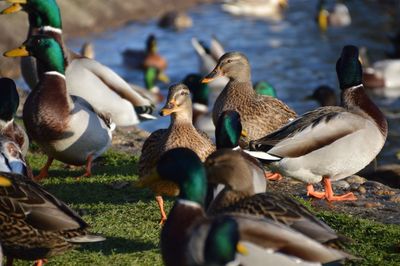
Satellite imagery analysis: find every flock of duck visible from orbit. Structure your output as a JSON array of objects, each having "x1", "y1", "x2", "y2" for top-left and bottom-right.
[{"x1": 0, "y1": 0, "x2": 392, "y2": 265}]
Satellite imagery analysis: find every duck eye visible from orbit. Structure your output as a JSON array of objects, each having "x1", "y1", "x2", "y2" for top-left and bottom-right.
[
  {"x1": 226, "y1": 59, "x2": 232, "y2": 64},
  {"x1": 180, "y1": 91, "x2": 187, "y2": 96}
]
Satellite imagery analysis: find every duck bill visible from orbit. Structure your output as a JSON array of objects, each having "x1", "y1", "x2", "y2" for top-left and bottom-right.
[
  {"x1": 158, "y1": 71, "x2": 170, "y2": 84},
  {"x1": 134, "y1": 167, "x2": 161, "y2": 188},
  {"x1": 4, "y1": 45, "x2": 29, "y2": 57},
  {"x1": 318, "y1": 10, "x2": 329, "y2": 32},
  {"x1": 202, "y1": 67, "x2": 222, "y2": 83},
  {"x1": 0, "y1": 176, "x2": 12, "y2": 187},
  {"x1": 241, "y1": 129, "x2": 248, "y2": 138},
  {"x1": 1, "y1": 3, "x2": 23, "y2": 14},
  {"x1": 236, "y1": 242, "x2": 249, "y2": 255},
  {"x1": 159, "y1": 100, "x2": 177, "y2": 116}
]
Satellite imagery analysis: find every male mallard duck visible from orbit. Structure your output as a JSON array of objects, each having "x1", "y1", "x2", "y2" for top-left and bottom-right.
[
  {"x1": 122, "y1": 34, "x2": 168, "y2": 73},
  {"x1": 136, "y1": 84, "x2": 215, "y2": 224},
  {"x1": 317, "y1": 0, "x2": 351, "y2": 32},
  {"x1": 0, "y1": 77, "x2": 29, "y2": 155},
  {"x1": 1, "y1": 0, "x2": 155, "y2": 126},
  {"x1": 4, "y1": 35, "x2": 114, "y2": 180},
  {"x1": 148, "y1": 148, "x2": 351, "y2": 266},
  {"x1": 183, "y1": 73, "x2": 215, "y2": 136},
  {"x1": 221, "y1": 0, "x2": 288, "y2": 19},
  {"x1": 305, "y1": 85, "x2": 338, "y2": 107},
  {"x1": 246, "y1": 45, "x2": 388, "y2": 202},
  {"x1": 203, "y1": 52, "x2": 297, "y2": 146},
  {"x1": 205, "y1": 149, "x2": 340, "y2": 244},
  {"x1": 254, "y1": 80, "x2": 277, "y2": 97},
  {"x1": 0, "y1": 172, "x2": 104, "y2": 266}
]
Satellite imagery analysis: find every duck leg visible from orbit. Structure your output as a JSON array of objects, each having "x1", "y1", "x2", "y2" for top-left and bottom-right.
[
  {"x1": 306, "y1": 184, "x2": 325, "y2": 199},
  {"x1": 34, "y1": 157, "x2": 54, "y2": 181},
  {"x1": 265, "y1": 172, "x2": 283, "y2": 181},
  {"x1": 79, "y1": 154, "x2": 93, "y2": 178},
  {"x1": 35, "y1": 259, "x2": 48, "y2": 266},
  {"x1": 323, "y1": 176, "x2": 357, "y2": 201},
  {"x1": 156, "y1": 195, "x2": 167, "y2": 225}
]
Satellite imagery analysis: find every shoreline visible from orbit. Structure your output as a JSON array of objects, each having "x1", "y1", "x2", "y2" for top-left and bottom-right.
[{"x1": 0, "y1": 0, "x2": 217, "y2": 78}]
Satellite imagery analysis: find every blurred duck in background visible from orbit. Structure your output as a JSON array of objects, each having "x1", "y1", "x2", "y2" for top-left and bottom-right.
[
  {"x1": 158, "y1": 11, "x2": 193, "y2": 31},
  {"x1": 1, "y1": 0, "x2": 155, "y2": 126},
  {"x1": 305, "y1": 85, "x2": 338, "y2": 107},
  {"x1": 317, "y1": 0, "x2": 351, "y2": 32},
  {"x1": 221, "y1": 0, "x2": 288, "y2": 19},
  {"x1": 0, "y1": 172, "x2": 104, "y2": 266},
  {"x1": 4, "y1": 35, "x2": 114, "y2": 180},
  {"x1": 0, "y1": 78, "x2": 29, "y2": 155}
]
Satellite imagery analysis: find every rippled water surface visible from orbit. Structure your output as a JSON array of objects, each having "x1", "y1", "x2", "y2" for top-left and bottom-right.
[{"x1": 65, "y1": 1, "x2": 400, "y2": 164}]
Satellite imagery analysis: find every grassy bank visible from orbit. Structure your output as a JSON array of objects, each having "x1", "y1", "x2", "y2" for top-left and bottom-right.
[{"x1": 7, "y1": 149, "x2": 398, "y2": 265}]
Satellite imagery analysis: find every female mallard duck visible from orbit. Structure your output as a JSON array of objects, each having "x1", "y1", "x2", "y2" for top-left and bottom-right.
[
  {"x1": 205, "y1": 149, "x2": 340, "y2": 244},
  {"x1": 221, "y1": 0, "x2": 288, "y2": 19},
  {"x1": 147, "y1": 148, "x2": 351, "y2": 266},
  {"x1": 1, "y1": 0, "x2": 155, "y2": 126},
  {"x1": 246, "y1": 45, "x2": 388, "y2": 202},
  {"x1": 0, "y1": 172, "x2": 104, "y2": 266},
  {"x1": 0, "y1": 78, "x2": 29, "y2": 155},
  {"x1": 136, "y1": 83, "x2": 215, "y2": 224},
  {"x1": 4, "y1": 35, "x2": 114, "y2": 180},
  {"x1": 203, "y1": 52, "x2": 297, "y2": 146},
  {"x1": 317, "y1": 0, "x2": 351, "y2": 32}
]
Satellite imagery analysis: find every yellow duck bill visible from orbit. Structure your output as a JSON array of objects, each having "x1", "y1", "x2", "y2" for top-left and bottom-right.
[{"x1": 4, "y1": 45, "x2": 29, "y2": 57}]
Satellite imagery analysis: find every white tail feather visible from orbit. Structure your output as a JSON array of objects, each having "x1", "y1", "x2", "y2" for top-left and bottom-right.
[{"x1": 242, "y1": 150, "x2": 281, "y2": 161}]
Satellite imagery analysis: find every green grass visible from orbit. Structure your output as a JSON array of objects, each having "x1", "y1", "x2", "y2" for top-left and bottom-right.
[{"x1": 10, "y1": 150, "x2": 400, "y2": 265}]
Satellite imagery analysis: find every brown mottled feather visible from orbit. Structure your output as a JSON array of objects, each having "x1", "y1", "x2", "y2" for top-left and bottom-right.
[
  {"x1": 1, "y1": 122, "x2": 29, "y2": 156},
  {"x1": 0, "y1": 172, "x2": 94, "y2": 261},
  {"x1": 213, "y1": 81, "x2": 296, "y2": 144}
]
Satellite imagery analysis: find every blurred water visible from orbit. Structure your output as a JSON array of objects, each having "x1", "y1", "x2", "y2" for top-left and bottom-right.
[{"x1": 61, "y1": 1, "x2": 400, "y2": 164}]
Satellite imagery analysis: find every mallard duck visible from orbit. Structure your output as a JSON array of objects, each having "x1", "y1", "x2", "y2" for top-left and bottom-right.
[
  {"x1": 191, "y1": 37, "x2": 228, "y2": 91},
  {"x1": 0, "y1": 172, "x2": 104, "y2": 266},
  {"x1": 158, "y1": 11, "x2": 193, "y2": 31},
  {"x1": 205, "y1": 149, "x2": 340, "y2": 244},
  {"x1": 136, "y1": 83, "x2": 215, "y2": 224},
  {"x1": 1, "y1": 0, "x2": 155, "y2": 126},
  {"x1": 246, "y1": 45, "x2": 388, "y2": 202},
  {"x1": 203, "y1": 52, "x2": 297, "y2": 146},
  {"x1": 0, "y1": 136, "x2": 29, "y2": 176},
  {"x1": 221, "y1": 0, "x2": 288, "y2": 19},
  {"x1": 362, "y1": 59, "x2": 400, "y2": 90},
  {"x1": 182, "y1": 73, "x2": 215, "y2": 136},
  {"x1": 122, "y1": 34, "x2": 168, "y2": 72},
  {"x1": 0, "y1": 78, "x2": 29, "y2": 155},
  {"x1": 4, "y1": 35, "x2": 114, "y2": 180},
  {"x1": 254, "y1": 80, "x2": 277, "y2": 97},
  {"x1": 317, "y1": 0, "x2": 351, "y2": 32},
  {"x1": 305, "y1": 85, "x2": 338, "y2": 107},
  {"x1": 146, "y1": 148, "x2": 351, "y2": 266}
]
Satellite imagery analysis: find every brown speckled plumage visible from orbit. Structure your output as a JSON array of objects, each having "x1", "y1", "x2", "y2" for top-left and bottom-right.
[
  {"x1": 0, "y1": 172, "x2": 102, "y2": 262},
  {"x1": 207, "y1": 52, "x2": 296, "y2": 145},
  {"x1": 138, "y1": 84, "x2": 215, "y2": 194},
  {"x1": 0, "y1": 122, "x2": 29, "y2": 156}
]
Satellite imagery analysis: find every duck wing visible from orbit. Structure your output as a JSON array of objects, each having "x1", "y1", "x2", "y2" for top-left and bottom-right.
[{"x1": 0, "y1": 172, "x2": 87, "y2": 231}]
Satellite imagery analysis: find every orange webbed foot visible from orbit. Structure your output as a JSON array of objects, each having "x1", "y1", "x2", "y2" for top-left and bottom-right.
[
  {"x1": 326, "y1": 192, "x2": 357, "y2": 202},
  {"x1": 306, "y1": 184, "x2": 326, "y2": 199},
  {"x1": 265, "y1": 172, "x2": 283, "y2": 181},
  {"x1": 77, "y1": 155, "x2": 93, "y2": 179},
  {"x1": 34, "y1": 157, "x2": 53, "y2": 181}
]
